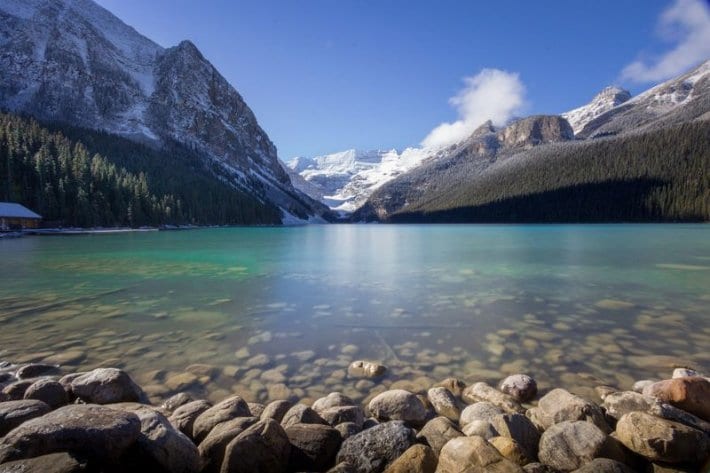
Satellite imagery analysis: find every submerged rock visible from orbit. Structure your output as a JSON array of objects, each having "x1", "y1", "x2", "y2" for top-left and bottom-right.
[{"x1": 348, "y1": 361, "x2": 387, "y2": 379}]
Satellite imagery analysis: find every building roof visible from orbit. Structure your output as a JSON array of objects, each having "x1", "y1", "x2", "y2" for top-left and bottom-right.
[{"x1": 0, "y1": 202, "x2": 42, "y2": 219}]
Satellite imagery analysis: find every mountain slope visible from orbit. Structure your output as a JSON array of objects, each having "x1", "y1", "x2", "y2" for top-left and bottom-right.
[
  {"x1": 0, "y1": 0, "x2": 327, "y2": 222},
  {"x1": 577, "y1": 60, "x2": 710, "y2": 139},
  {"x1": 355, "y1": 62, "x2": 710, "y2": 223},
  {"x1": 0, "y1": 112, "x2": 282, "y2": 226},
  {"x1": 387, "y1": 121, "x2": 709, "y2": 223}
]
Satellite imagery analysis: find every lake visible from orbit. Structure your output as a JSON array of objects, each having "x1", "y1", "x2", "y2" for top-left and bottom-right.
[{"x1": 0, "y1": 224, "x2": 708, "y2": 405}]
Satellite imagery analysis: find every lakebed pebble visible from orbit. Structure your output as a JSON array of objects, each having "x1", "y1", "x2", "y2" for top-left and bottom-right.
[{"x1": 0, "y1": 360, "x2": 707, "y2": 472}]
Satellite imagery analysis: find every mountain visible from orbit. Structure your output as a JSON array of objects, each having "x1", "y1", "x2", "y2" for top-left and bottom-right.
[
  {"x1": 284, "y1": 148, "x2": 439, "y2": 213},
  {"x1": 0, "y1": 0, "x2": 328, "y2": 223},
  {"x1": 576, "y1": 60, "x2": 710, "y2": 139},
  {"x1": 353, "y1": 115, "x2": 576, "y2": 221},
  {"x1": 562, "y1": 86, "x2": 631, "y2": 134},
  {"x1": 354, "y1": 61, "x2": 710, "y2": 223}
]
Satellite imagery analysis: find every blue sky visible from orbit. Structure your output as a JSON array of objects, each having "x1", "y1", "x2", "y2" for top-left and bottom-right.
[{"x1": 96, "y1": 0, "x2": 710, "y2": 159}]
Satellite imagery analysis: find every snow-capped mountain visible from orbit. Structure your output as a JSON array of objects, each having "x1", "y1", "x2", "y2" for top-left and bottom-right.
[
  {"x1": 285, "y1": 148, "x2": 437, "y2": 213},
  {"x1": 576, "y1": 59, "x2": 710, "y2": 139},
  {"x1": 562, "y1": 86, "x2": 631, "y2": 134},
  {"x1": 0, "y1": 0, "x2": 327, "y2": 222}
]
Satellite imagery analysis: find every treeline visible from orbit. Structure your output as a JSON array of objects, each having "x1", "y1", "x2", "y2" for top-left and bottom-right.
[
  {"x1": 389, "y1": 121, "x2": 710, "y2": 222},
  {"x1": 0, "y1": 112, "x2": 281, "y2": 227}
]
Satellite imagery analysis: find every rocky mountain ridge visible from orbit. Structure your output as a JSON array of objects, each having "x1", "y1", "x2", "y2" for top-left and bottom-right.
[{"x1": 0, "y1": 0, "x2": 327, "y2": 222}]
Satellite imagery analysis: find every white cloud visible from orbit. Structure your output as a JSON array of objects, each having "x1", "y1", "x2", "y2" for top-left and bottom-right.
[
  {"x1": 421, "y1": 69, "x2": 526, "y2": 149},
  {"x1": 621, "y1": 0, "x2": 710, "y2": 83}
]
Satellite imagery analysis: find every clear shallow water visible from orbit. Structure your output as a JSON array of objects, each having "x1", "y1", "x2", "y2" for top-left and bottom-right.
[{"x1": 0, "y1": 224, "x2": 708, "y2": 405}]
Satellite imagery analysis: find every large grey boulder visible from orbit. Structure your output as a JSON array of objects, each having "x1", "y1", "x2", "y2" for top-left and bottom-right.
[
  {"x1": 615, "y1": 411, "x2": 709, "y2": 465},
  {"x1": 527, "y1": 389, "x2": 609, "y2": 433},
  {"x1": 0, "y1": 404, "x2": 140, "y2": 464},
  {"x1": 368, "y1": 390, "x2": 428, "y2": 424},
  {"x1": 603, "y1": 390, "x2": 710, "y2": 434},
  {"x1": 192, "y1": 395, "x2": 250, "y2": 442},
  {"x1": 169, "y1": 400, "x2": 212, "y2": 438},
  {"x1": 336, "y1": 421, "x2": 416, "y2": 473},
  {"x1": 23, "y1": 378, "x2": 68, "y2": 409},
  {"x1": 261, "y1": 400, "x2": 293, "y2": 423},
  {"x1": 70, "y1": 368, "x2": 147, "y2": 404},
  {"x1": 0, "y1": 400, "x2": 51, "y2": 437},
  {"x1": 286, "y1": 423, "x2": 342, "y2": 472},
  {"x1": 0, "y1": 452, "x2": 88, "y2": 472},
  {"x1": 120, "y1": 406, "x2": 201, "y2": 473},
  {"x1": 197, "y1": 416, "x2": 258, "y2": 473},
  {"x1": 220, "y1": 419, "x2": 291, "y2": 473},
  {"x1": 313, "y1": 392, "x2": 356, "y2": 414},
  {"x1": 460, "y1": 402, "x2": 504, "y2": 426},
  {"x1": 537, "y1": 420, "x2": 611, "y2": 471}
]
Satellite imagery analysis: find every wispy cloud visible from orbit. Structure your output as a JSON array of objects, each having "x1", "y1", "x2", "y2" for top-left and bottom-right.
[
  {"x1": 621, "y1": 0, "x2": 710, "y2": 83},
  {"x1": 421, "y1": 69, "x2": 526, "y2": 149}
]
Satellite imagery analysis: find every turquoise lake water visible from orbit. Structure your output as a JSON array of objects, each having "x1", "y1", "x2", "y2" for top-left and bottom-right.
[{"x1": 0, "y1": 224, "x2": 708, "y2": 404}]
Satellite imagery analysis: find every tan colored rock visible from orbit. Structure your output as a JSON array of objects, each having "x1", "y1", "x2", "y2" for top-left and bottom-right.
[
  {"x1": 615, "y1": 411, "x2": 709, "y2": 464},
  {"x1": 427, "y1": 387, "x2": 461, "y2": 421},
  {"x1": 384, "y1": 444, "x2": 437, "y2": 473},
  {"x1": 436, "y1": 435, "x2": 524, "y2": 472},
  {"x1": 417, "y1": 416, "x2": 463, "y2": 455},
  {"x1": 642, "y1": 377, "x2": 710, "y2": 421},
  {"x1": 489, "y1": 436, "x2": 532, "y2": 466},
  {"x1": 462, "y1": 383, "x2": 524, "y2": 414}
]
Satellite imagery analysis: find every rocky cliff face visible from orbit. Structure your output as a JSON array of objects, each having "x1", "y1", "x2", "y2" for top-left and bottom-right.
[
  {"x1": 562, "y1": 86, "x2": 631, "y2": 134},
  {"x1": 497, "y1": 115, "x2": 574, "y2": 149},
  {"x1": 0, "y1": 0, "x2": 324, "y2": 221}
]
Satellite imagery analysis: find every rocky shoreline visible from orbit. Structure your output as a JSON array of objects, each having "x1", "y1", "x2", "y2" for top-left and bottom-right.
[{"x1": 0, "y1": 360, "x2": 708, "y2": 472}]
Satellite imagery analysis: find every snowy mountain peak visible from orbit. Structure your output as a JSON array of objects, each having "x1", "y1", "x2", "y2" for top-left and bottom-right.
[
  {"x1": 285, "y1": 147, "x2": 435, "y2": 213},
  {"x1": 0, "y1": 0, "x2": 328, "y2": 222},
  {"x1": 562, "y1": 85, "x2": 631, "y2": 134}
]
